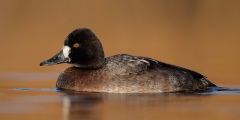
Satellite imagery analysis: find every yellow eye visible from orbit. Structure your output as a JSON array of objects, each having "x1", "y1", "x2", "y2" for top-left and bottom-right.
[{"x1": 73, "y1": 43, "x2": 80, "y2": 48}]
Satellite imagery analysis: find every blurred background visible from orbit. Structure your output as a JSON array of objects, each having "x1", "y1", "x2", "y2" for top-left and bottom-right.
[{"x1": 0, "y1": 0, "x2": 240, "y2": 85}]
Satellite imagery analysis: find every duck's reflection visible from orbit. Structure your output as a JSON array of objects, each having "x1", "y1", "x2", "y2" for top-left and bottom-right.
[
  {"x1": 60, "y1": 90, "x2": 215, "y2": 120},
  {"x1": 61, "y1": 92, "x2": 103, "y2": 120}
]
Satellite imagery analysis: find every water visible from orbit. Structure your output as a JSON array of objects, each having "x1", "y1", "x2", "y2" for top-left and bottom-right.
[
  {"x1": 0, "y1": 73, "x2": 240, "y2": 120},
  {"x1": 1, "y1": 1, "x2": 240, "y2": 120}
]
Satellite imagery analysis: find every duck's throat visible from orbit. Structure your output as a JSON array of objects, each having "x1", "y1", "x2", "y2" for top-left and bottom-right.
[
  {"x1": 72, "y1": 58, "x2": 105, "y2": 69},
  {"x1": 71, "y1": 52, "x2": 105, "y2": 69}
]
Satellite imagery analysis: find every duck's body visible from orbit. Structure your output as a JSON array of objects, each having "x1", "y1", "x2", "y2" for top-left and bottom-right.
[
  {"x1": 57, "y1": 54, "x2": 215, "y2": 93},
  {"x1": 40, "y1": 28, "x2": 216, "y2": 93}
]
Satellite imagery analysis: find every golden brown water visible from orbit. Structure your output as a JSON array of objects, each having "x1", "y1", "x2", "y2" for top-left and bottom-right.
[
  {"x1": 1, "y1": 1, "x2": 240, "y2": 120},
  {"x1": 1, "y1": 73, "x2": 240, "y2": 120}
]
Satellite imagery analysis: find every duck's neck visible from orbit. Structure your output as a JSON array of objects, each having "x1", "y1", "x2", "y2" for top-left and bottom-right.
[
  {"x1": 71, "y1": 45, "x2": 105, "y2": 69},
  {"x1": 73, "y1": 54, "x2": 105, "y2": 69}
]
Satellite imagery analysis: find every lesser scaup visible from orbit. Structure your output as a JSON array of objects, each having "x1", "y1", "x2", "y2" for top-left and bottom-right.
[{"x1": 40, "y1": 28, "x2": 216, "y2": 93}]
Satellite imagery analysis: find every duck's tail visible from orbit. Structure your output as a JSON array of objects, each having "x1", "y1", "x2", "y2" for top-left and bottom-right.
[{"x1": 200, "y1": 77, "x2": 217, "y2": 87}]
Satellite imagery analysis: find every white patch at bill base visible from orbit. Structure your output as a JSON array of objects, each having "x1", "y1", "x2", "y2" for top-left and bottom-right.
[{"x1": 63, "y1": 46, "x2": 71, "y2": 61}]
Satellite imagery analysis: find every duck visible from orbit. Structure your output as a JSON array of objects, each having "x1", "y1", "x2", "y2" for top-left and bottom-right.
[{"x1": 40, "y1": 28, "x2": 216, "y2": 93}]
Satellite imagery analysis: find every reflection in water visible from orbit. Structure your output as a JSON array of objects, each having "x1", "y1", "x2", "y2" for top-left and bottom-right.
[
  {"x1": 58, "y1": 87, "x2": 240, "y2": 120},
  {"x1": 60, "y1": 91, "x2": 213, "y2": 120},
  {"x1": 63, "y1": 97, "x2": 70, "y2": 120},
  {"x1": 1, "y1": 86, "x2": 240, "y2": 120},
  {"x1": 61, "y1": 92, "x2": 103, "y2": 120}
]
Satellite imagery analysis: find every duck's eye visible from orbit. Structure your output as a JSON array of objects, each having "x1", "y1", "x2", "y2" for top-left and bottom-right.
[{"x1": 73, "y1": 43, "x2": 80, "y2": 48}]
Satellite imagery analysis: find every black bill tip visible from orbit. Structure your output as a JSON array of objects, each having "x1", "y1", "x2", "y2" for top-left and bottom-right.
[{"x1": 40, "y1": 60, "x2": 49, "y2": 66}]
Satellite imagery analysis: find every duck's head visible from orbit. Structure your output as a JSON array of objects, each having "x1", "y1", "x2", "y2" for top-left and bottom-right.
[{"x1": 40, "y1": 28, "x2": 105, "y2": 69}]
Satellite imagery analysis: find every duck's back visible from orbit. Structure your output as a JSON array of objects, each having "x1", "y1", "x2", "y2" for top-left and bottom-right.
[
  {"x1": 104, "y1": 54, "x2": 215, "y2": 92},
  {"x1": 57, "y1": 54, "x2": 216, "y2": 93}
]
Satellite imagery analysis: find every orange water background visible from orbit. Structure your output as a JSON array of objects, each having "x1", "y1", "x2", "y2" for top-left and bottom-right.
[{"x1": 1, "y1": 0, "x2": 240, "y2": 85}]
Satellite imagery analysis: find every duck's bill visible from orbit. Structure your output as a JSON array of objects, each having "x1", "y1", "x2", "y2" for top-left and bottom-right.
[{"x1": 40, "y1": 50, "x2": 70, "y2": 66}]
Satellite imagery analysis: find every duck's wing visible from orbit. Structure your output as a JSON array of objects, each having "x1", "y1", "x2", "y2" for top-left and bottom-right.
[
  {"x1": 138, "y1": 56, "x2": 217, "y2": 87},
  {"x1": 106, "y1": 54, "x2": 216, "y2": 87},
  {"x1": 105, "y1": 54, "x2": 151, "y2": 74}
]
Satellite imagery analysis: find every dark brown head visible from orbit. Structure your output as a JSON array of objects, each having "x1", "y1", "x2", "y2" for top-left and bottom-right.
[{"x1": 40, "y1": 28, "x2": 105, "y2": 69}]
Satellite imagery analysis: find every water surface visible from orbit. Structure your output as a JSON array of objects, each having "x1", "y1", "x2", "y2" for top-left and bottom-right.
[{"x1": 0, "y1": 73, "x2": 240, "y2": 120}]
